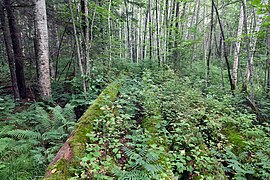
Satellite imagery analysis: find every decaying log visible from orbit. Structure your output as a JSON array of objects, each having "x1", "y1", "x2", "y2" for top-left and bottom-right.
[{"x1": 44, "y1": 81, "x2": 121, "y2": 179}]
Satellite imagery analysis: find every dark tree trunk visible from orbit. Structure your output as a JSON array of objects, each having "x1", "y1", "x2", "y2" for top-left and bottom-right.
[
  {"x1": 4, "y1": 0, "x2": 26, "y2": 98},
  {"x1": 212, "y1": 0, "x2": 233, "y2": 94},
  {"x1": 0, "y1": 0, "x2": 19, "y2": 99},
  {"x1": 207, "y1": 1, "x2": 214, "y2": 86}
]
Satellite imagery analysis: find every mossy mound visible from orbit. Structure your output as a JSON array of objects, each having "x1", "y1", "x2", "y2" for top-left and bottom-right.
[{"x1": 44, "y1": 81, "x2": 121, "y2": 179}]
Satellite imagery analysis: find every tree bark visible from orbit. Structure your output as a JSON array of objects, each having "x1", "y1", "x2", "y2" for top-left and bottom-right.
[
  {"x1": 68, "y1": 0, "x2": 86, "y2": 94},
  {"x1": 267, "y1": 26, "x2": 270, "y2": 92},
  {"x1": 206, "y1": 1, "x2": 214, "y2": 86},
  {"x1": 241, "y1": 0, "x2": 265, "y2": 99},
  {"x1": 81, "y1": 0, "x2": 90, "y2": 76},
  {"x1": 155, "y1": 0, "x2": 161, "y2": 66},
  {"x1": 4, "y1": 0, "x2": 26, "y2": 98},
  {"x1": 148, "y1": 0, "x2": 152, "y2": 61},
  {"x1": 108, "y1": 0, "x2": 112, "y2": 62},
  {"x1": 34, "y1": 0, "x2": 52, "y2": 98},
  {"x1": 0, "y1": 0, "x2": 20, "y2": 99},
  {"x1": 212, "y1": 0, "x2": 233, "y2": 94},
  {"x1": 191, "y1": 0, "x2": 201, "y2": 63},
  {"x1": 142, "y1": 0, "x2": 149, "y2": 59},
  {"x1": 232, "y1": 6, "x2": 244, "y2": 91},
  {"x1": 124, "y1": 0, "x2": 131, "y2": 60}
]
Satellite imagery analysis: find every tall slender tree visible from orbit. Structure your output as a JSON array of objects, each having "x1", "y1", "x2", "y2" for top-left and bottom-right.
[
  {"x1": 34, "y1": 0, "x2": 51, "y2": 97},
  {"x1": 232, "y1": 6, "x2": 244, "y2": 91},
  {"x1": 4, "y1": 0, "x2": 26, "y2": 98},
  {"x1": 0, "y1": 0, "x2": 19, "y2": 99}
]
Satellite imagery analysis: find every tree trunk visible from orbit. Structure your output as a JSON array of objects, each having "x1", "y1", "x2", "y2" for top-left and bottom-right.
[
  {"x1": 212, "y1": 0, "x2": 233, "y2": 94},
  {"x1": 267, "y1": 26, "x2": 270, "y2": 92},
  {"x1": 0, "y1": 0, "x2": 20, "y2": 99},
  {"x1": 108, "y1": 0, "x2": 112, "y2": 62},
  {"x1": 34, "y1": 0, "x2": 51, "y2": 98},
  {"x1": 124, "y1": 0, "x2": 131, "y2": 60},
  {"x1": 206, "y1": 1, "x2": 214, "y2": 86},
  {"x1": 241, "y1": 0, "x2": 266, "y2": 99},
  {"x1": 68, "y1": 0, "x2": 86, "y2": 94},
  {"x1": 148, "y1": 0, "x2": 152, "y2": 61},
  {"x1": 81, "y1": 0, "x2": 90, "y2": 76},
  {"x1": 191, "y1": 0, "x2": 201, "y2": 63},
  {"x1": 142, "y1": 0, "x2": 149, "y2": 59},
  {"x1": 155, "y1": 0, "x2": 161, "y2": 66},
  {"x1": 232, "y1": 6, "x2": 244, "y2": 91},
  {"x1": 4, "y1": 0, "x2": 26, "y2": 98}
]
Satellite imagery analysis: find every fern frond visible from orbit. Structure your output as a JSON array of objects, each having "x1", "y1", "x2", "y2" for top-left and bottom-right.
[
  {"x1": 145, "y1": 151, "x2": 160, "y2": 163},
  {"x1": 0, "y1": 137, "x2": 16, "y2": 154},
  {"x1": 5, "y1": 129, "x2": 42, "y2": 140},
  {"x1": 144, "y1": 164, "x2": 163, "y2": 174}
]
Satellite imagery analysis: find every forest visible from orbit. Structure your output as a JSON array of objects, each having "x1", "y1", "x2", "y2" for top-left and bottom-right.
[{"x1": 0, "y1": 0, "x2": 269, "y2": 179}]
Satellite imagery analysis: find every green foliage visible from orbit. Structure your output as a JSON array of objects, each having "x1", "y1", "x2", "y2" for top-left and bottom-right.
[
  {"x1": 73, "y1": 65, "x2": 270, "y2": 179},
  {"x1": 0, "y1": 102, "x2": 76, "y2": 180}
]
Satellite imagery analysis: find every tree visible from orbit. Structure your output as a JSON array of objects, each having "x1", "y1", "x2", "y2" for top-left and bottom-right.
[
  {"x1": 34, "y1": 0, "x2": 51, "y2": 97},
  {"x1": 232, "y1": 5, "x2": 244, "y2": 91},
  {"x1": 0, "y1": 0, "x2": 19, "y2": 99},
  {"x1": 68, "y1": 0, "x2": 86, "y2": 94},
  {"x1": 4, "y1": 0, "x2": 26, "y2": 99}
]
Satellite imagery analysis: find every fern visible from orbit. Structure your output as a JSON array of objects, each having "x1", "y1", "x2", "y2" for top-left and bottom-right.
[
  {"x1": 121, "y1": 146, "x2": 164, "y2": 178},
  {"x1": 0, "y1": 101, "x2": 77, "y2": 179},
  {"x1": 5, "y1": 129, "x2": 42, "y2": 140}
]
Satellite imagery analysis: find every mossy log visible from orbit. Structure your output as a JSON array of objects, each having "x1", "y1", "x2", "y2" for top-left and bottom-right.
[{"x1": 44, "y1": 81, "x2": 121, "y2": 179}]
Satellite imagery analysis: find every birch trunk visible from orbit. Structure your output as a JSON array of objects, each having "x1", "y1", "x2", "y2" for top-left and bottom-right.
[
  {"x1": 155, "y1": 0, "x2": 161, "y2": 65},
  {"x1": 34, "y1": 0, "x2": 52, "y2": 97},
  {"x1": 232, "y1": 6, "x2": 244, "y2": 90},
  {"x1": 242, "y1": 0, "x2": 267, "y2": 96}
]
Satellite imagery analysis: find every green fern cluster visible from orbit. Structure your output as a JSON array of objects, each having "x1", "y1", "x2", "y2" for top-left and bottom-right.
[{"x1": 0, "y1": 102, "x2": 76, "y2": 179}]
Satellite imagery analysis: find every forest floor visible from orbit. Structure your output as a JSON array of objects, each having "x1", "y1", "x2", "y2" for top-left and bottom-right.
[{"x1": 0, "y1": 64, "x2": 270, "y2": 179}]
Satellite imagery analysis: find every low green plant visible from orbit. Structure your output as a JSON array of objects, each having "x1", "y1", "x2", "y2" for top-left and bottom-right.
[{"x1": 0, "y1": 102, "x2": 76, "y2": 179}]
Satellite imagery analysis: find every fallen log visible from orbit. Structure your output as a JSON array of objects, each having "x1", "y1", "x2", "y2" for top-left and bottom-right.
[{"x1": 44, "y1": 81, "x2": 121, "y2": 179}]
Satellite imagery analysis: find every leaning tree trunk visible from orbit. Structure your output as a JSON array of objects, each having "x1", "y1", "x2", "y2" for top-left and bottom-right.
[
  {"x1": 4, "y1": 0, "x2": 26, "y2": 99},
  {"x1": 0, "y1": 0, "x2": 19, "y2": 99},
  {"x1": 212, "y1": 0, "x2": 233, "y2": 94},
  {"x1": 34, "y1": 0, "x2": 52, "y2": 98}
]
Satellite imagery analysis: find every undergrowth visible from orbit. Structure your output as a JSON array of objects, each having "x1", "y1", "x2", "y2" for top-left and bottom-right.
[
  {"x1": 0, "y1": 61, "x2": 269, "y2": 179},
  {"x1": 73, "y1": 66, "x2": 269, "y2": 179}
]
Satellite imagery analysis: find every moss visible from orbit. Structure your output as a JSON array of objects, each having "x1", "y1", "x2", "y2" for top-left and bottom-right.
[
  {"x1": 142, "y1": 113, "x2": 173, "y2": 178},
  {"x1": 222, "y1": 128, "x2": 245, "y2": 154},
  {"x1": 44, "y1": 81, "x2": 122, "y2": 179}
]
